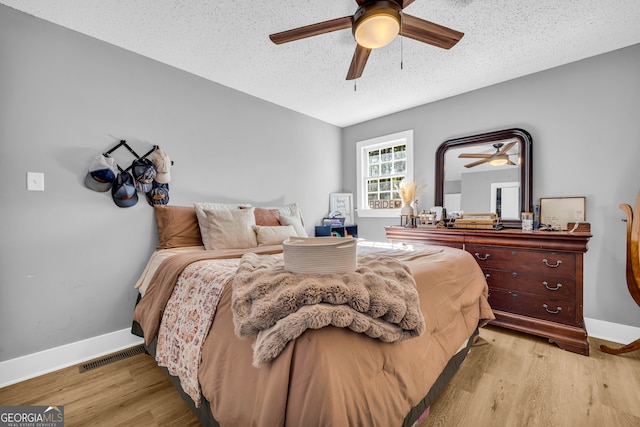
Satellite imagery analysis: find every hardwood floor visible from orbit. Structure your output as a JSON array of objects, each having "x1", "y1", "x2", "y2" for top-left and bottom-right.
[
  {"x1": 422, "y1": 326, "x2": 640, "y2": 427},
  {"x1": 1, "y1": 326, "x2": 639, "y2": 426},
  {"x1": 0, "y1": 347, "x2": 200, "y2": 426}
]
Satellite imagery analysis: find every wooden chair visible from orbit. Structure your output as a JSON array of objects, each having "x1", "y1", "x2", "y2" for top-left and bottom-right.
[{"x1": 600, "y1": 191, "x2": 640, "y2": 355}]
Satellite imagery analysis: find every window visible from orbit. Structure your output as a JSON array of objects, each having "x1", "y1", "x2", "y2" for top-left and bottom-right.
[{"x1": 356, "y1": 130, "x2": 414, "y2": 218}]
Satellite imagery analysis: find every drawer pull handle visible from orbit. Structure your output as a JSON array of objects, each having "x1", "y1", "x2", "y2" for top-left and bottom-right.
[
  {"x1": 512, "y1": 251, "x2": 518, "y2": 256},
  {"x1": 485, "y1": 273, "x2": 491, "y2": 280},
  {"x1": 543, "y1": 281, "x2": 563, "y2": 291},
  {"x1": 542, "y1": 259, "x2": 562, "y2": 268},
  {"x1": 475, "y1": 253, "x2": 490, "y2": 261},
  {"x1": 512, "y1": 272, "x2": 518, "y2": 278},
  {"x1": 543, "y1": 304, "x2": 562, "y2": 314}
]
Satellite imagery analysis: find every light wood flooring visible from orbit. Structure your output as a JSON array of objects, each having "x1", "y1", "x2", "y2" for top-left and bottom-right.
[
  {"x1": 1, "y1": 326, "x2": 639, "y2": 426},
  {"x1": 423, "y1": 326, "x2": 640, "y2": 427}
]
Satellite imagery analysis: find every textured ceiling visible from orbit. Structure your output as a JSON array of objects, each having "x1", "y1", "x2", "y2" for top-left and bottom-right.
[{"x1": 2, "y1": 0, "x2": 640, "y2": 127}]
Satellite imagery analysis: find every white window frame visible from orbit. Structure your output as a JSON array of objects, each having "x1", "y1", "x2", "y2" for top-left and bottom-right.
[{"x1": 356, "y1": 130, "x2": 414, "y2": 218}]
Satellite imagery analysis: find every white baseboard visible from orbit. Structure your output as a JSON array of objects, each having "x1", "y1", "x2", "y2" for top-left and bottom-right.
[
  {"x1": 2, "y1": 319, "x2": 638, "y2": 389},
  {"x1": 585, "y1": 317, "x2": 640, "y2": 344},
  {"x1": 0, "y1": 328, "x2": 143, "y2": 388}
]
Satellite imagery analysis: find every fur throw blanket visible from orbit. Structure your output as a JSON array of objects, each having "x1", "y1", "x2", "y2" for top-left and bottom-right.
[{"x1": 232, "y1": 252, "x2": 425, "y2": 366}]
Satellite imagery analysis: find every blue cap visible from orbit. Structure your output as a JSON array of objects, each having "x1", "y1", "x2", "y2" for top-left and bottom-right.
[
  {"x1": 146, "y1": 182, "x2": 169, "y2": 206},
  {"x1": 111, "y1": 172, "x2": 138, "y2": 207},
  {"x1": 85, "y1": 154, "x2": 117, "y2": 192}
]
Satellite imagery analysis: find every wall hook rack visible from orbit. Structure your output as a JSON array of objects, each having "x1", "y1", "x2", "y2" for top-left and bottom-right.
[{"x1": 103, "y1": 140, "x2": 161, "y2": 173}]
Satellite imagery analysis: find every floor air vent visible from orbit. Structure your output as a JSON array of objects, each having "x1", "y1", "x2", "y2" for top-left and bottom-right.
[{"x1": 79, "y1": 344, "x2": 146, "y2": 373}]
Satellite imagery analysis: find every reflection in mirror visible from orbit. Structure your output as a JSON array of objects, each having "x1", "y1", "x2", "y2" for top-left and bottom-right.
[
  {"x1": 445, "y1": 139, "x2": 521, "y2": 219},
  {"x1": 435, "y1": 129, "x2": 532, "y2": 229}
]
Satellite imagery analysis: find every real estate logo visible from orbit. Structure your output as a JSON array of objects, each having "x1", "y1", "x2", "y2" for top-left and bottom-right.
[{"x1": 0, "y1": 405, "x2": 64, "y2": 427}]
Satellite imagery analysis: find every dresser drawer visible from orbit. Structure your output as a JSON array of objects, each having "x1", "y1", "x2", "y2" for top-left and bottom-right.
[
  {"x1": 483, "y1": 269, "x2": 576, "y2": 301},
  {"x1": 466, "y1": 245, "x2": 576, "y2": 277},
  {"x1": 487, "y1": 287, "x2": 577, "y2": 325}
]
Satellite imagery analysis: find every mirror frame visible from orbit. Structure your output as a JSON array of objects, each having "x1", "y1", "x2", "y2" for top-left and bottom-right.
[{"x1": 434, "y1": 128, "x2": 533, "y2": 229}]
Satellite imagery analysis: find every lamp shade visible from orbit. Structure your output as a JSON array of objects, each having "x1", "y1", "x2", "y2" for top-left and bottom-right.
[{"x1": 353, "y1": 1, "x2": 401, "y2": 49}]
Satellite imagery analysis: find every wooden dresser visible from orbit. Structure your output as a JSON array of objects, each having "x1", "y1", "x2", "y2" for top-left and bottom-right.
[{"x1": 385, "y1": 226, "x2": 592, "y2": 355}]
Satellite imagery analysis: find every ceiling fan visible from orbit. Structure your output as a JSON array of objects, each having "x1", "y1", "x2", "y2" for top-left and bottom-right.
[
  {"x1": 458, "y1": 142, "x2": 517, "y2": 168},
  {"x1": 269, "y1": 0, "x2": 464, "y2": 80}
]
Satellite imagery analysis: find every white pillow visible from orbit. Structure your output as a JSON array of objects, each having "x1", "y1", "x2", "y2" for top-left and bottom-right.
[
  {"x1": 261, "y1": 202, "x2": 304, "y2": 224},
  {"x1": 194, "y1": 202, "x2": 250, "y2": 249},
  {"x1": 280, "y1": 214, "x2": 308, "y2": 237},
  {"x1": 254, "y1": 225, "x2": 297, "y2": 246},
  {"x1": 277, "y1": 202, "x2": 303, "y2": 222},
  {"x1": 259, "y1": 202, "x2": 308, "y2": 236},
  {"x1": 202, "y1": 207, "x2": 258, "y2": 250}
]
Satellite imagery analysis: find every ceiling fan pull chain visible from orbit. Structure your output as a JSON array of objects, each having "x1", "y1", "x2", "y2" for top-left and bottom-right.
[
  {"x1": 400, "y1": 12, "x2": 404, "y2": 70},
  {"x1": 401, "y1": 36, "x2": 404, "y2": 70},
  {"x1": 354, "y1": 51, "x2": 358, "y2": 91}
]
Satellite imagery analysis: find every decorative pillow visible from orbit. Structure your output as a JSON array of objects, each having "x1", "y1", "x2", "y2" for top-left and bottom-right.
[
  {"x1": 258, "y1": 202, "x2": 307, "y2": 236},
  {"x1": 280, "y1": 214, "x2": 308, "y2": 237},
  {"x1": 154, "y1": 205, "x2": 203, "y2": 249},
  {"x1": 254, "y1": 225, "x2": 297, "y2": 246},
  {"x1": 240, "y1": 206, "x2": 280, "y2": 226},
  {"x1": 202, "y1": 206, "x2": 258, "y2": 250},
  {"x1": 277, "y1": 202, "x2": 304, "y2": 224},
  {"x1": 194, "y1": 202, "x2": 250, "y2": 249}
]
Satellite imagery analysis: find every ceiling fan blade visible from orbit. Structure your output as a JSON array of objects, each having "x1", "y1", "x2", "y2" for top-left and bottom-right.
[
  {"x1": 347, "y1": 45, "x2": 372, "y2": 80},
  {"x1": 398, "y1": 0, "x2": 416, "y2": 8},
  {"x1": 507, "y1": 159, "x2": 516, "y2": 166},
  {"x1": 498, "y1": 141, "x2": 517, "y2": 155},
  {"x1": 400, "y1": 14, "x2": 464, "y2": 49},
  {"x1": 464, "y1": 158, "x2": 490, "y2": 168},
  {"x1": 269, "y1": 16, "x2": 352, "y2": 45},
  {"x1": 458, "y1": 153, "x2": 492, "y2": 159}
]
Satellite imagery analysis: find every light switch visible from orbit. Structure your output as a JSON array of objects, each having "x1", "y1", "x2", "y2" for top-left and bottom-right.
[{"x1": 27, "y1": 172, "x2": 45, "y2": 191}]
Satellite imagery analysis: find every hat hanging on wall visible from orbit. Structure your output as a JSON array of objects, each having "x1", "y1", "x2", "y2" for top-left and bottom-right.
[
  {"x1": 111, "y1": 171, "x2": 138, "y2": 208},
  {"x1": 85, "y1": 154, "x2": 118, "y2": 192},
  {"x1": 151, "y1": 148, "x2": 171, "y2": 183},
  {"x1": 131, "y1": 158, "x2": 156, "y2": 193},
  {"x1": 146, "y1": 182, "x2": 169, "y2": 206}
]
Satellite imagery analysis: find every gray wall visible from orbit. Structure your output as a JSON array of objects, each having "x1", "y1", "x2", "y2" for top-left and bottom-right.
[
  {"x1": 0, "y1": 6, "x2": 341, "y2": 362},
  {"x1": 342, "y1": 43, "x2": 640, "y2": 329}
]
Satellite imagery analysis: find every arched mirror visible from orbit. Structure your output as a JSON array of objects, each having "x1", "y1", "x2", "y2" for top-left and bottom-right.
[{"x1": 434, "y1": 128, "x2": 532, "y2": 229}]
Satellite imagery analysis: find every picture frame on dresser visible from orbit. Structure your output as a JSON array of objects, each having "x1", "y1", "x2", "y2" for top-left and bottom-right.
[{"x1": 540, "y1": 196, "x2": 586, "y2": 231}]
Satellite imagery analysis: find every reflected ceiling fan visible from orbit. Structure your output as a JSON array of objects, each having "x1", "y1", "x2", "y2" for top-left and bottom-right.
[
  {"x1": 269, "y1": 0, "x2": 464, "y2": 80},
  {"x1": 458, "y1": 142, "x2": 517, "y2": 168}
]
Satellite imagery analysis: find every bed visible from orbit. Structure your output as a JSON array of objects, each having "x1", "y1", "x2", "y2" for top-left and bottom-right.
[{"x1": 131, "y1": 203, "x2": 494, "y2": 426}]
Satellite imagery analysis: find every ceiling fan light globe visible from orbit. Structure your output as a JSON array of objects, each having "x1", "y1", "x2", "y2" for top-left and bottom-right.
[
  {"x1": 353, "y1": 1, "x2": 402, "y2": 49},
  {"x1": 489, "y1": 156, "x2": 509, "y2": 167},
  {"x1": 354, "y1": 14, "x2": 400, "y2": 49}
]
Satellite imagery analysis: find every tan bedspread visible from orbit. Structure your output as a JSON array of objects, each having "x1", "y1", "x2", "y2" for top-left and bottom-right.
[
  {"x1": 133, "y1": 243, "x2": 494, "y2": 426},
  {"x1": 133, "y1": 245, "x2": 283, "y2": 345}
]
